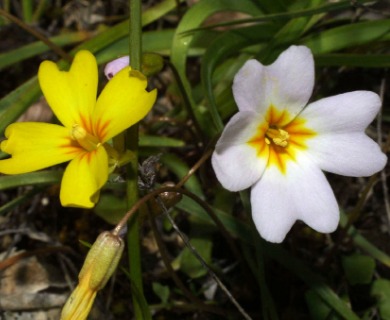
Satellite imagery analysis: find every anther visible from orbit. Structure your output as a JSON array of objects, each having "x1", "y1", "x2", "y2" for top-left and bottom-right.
[{"x1": 265, "y1": 127, "x2": 290, "y2": 147}]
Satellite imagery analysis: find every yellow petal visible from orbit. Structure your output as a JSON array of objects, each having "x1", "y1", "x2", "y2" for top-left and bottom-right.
[
  {"x1": 93, "y1": 68, "x2": 157, "y2": 142},
  {"x1": 0, "y1": 122, "x2": 82, "y2": 174},
  {"x1": 61, "y1": 276, "x2": 97, "y2": 320},
  {"x1": 38, "y1": 50, "x2": 98, "y2": 132},
  {"x1": 60, "y1": 146, "x2": 108, "y2": 208}
]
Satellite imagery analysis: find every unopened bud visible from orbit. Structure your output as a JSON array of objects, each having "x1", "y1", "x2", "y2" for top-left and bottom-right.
[
  {"x1": 104, "y1": 56, "x2": 129, "y2": 79},
  {"x1": 61, "y1": 231, "x2": 124, "y2": 320},
  {"x1": 141, "y1": 53, "x2": 164, "y2": 77},
  {"x1": 79, "y1": 231, "x2": 124, "y2": 290},
  {"x1": 104, "y1": 53, "x2": 163, "y2": 80}
]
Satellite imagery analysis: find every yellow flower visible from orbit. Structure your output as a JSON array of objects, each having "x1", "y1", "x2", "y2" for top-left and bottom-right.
[
  {"x1": 61, "y1": 231, "x2": 124, "y2": 320},
  {"x1": 0, "y1": 50, "x2": 157, "y2": 208}
]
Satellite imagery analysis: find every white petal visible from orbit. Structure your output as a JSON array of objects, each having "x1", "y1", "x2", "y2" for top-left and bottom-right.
[
  {"x1": 250, "y1": 167, "x2": 296, "y2": 243},
  {"x1": 233, "y1": 46, "x2": 314, "y2": 120},
  {"x1": 251, "y1": 155, "x2": 339, "y2": 243},
  {"x1": 301, "y1": 91, "x2": 382, "y2": 133},
  {"x1": 233, "y1": 59, "x2": 268, "y2": 113},
  {"x1": 215, "y1": 111, "x2": 263, "y2": 147},
  {"x1": 267, "y1": 45, "x2": 314, "y2": 118},
  {"x1": 307, "y1": 132, "x2": 387, "y2": 176},
  {"x1": 291, "y1": 156, "x2": 340, "y2": 234},
  {"x1": 212, "y1": 111, "x2": 268, "y2": 191}
]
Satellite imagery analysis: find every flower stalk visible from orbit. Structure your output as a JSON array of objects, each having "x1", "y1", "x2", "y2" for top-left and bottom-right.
[{"x1": 126, "y1": 0, "x2": 151, "y2": 318}]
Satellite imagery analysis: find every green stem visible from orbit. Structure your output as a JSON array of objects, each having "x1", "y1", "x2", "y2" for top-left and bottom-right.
[
  {"x1": 126, "y1": 0, "x2": 150, "y2": 319},
  {"x1": 3, "y1": 0, "x2": 10, "y2": 12},
  {"x1": 129, "y1": 1, "x2": 142, "y2": 71},
  {"x1": 0, "y1": 0, "x2": 10, "y2": 25},
  {"x1": 21, "y1": 0, "x2": 32, "y2": 23},
  {"x1": 32, "y1": 0, "x2": 47, "y2": 23}
]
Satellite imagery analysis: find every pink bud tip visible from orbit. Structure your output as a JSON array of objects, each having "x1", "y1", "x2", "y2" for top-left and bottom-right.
[{"x1": 104, "y1": 56, "x2": 130, "y2": 79}]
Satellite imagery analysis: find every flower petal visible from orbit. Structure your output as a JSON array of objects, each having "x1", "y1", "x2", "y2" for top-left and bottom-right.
[
  {"x1": 267, "y1": 45, "x2": 314, "y2": 118},
  {"x1": 93, "y1": 68, "x2": 157, "y2": 142},
  {"x1": 60, "y1": 146, "x2": 108, "y2": 208},
  {"x1": 212, "y1": 111, "x2": 268, "y2": 191},
  {"x1": 61, "y1": 277, "x2": 97, "y2": 320},
  {"x1": 233, "y1": 46, "x2": 314, "y2": 122},
  {"x1": 306, "y1": 132, "x2": 387, "y2": 176},
  {"x1": 233, "y1": 59, "x2": 267, "y2": 112},
  {"x1": 0, "y1": 122, "x2": 81, "y2": 174},
  {"x1": 300, "y1": 91, "x2": 387, "y2": 176},
  {"x1": 38, "y1": 50, "x2": 98, "y2": 131},
  {"x1": 301, "y1": 91, "x2": 382, "y2": 133},
  {"x1": 251, "y1": 155, "x2": 339, "y2": 243}
]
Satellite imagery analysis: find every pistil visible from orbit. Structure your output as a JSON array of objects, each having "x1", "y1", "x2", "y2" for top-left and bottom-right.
[{"x1": 71, "y1": 124, "x2": 101, "y2": 152}]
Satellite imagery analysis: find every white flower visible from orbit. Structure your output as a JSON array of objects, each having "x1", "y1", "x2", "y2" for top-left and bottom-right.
[{"x1": 212, "y1": 45, "x2": 387, "y2": 243}]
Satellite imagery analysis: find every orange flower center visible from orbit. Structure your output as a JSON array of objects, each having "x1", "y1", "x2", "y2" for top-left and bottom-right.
[
  {"x1": 71, "y1": 124, "x2": 101, "y2": 152},
  {"x1": 247, "y1": 105, "x2": 316, "y2": 174}
]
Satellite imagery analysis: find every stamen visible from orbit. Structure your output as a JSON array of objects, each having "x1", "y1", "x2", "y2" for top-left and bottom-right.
[
  {"x1": 265, "y1": 127, "x2": 290, "y2": 147},
  {"x1": 71, "y1": 124, "x2": 101, "y2": 152}
]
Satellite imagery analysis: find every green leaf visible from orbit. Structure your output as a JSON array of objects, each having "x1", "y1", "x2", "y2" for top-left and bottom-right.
[
  {"x1": 371, "y1": 279, "x2": 390, "y2": 320},
  {"x1": 255, "y1": 0, "x2": 285, "y2": 14},
  {"x1": 175, "y1": 194, "x2": 360, "y2": 320},
  {"x1": 172, "y1": 235, "x2": 212, "y2": 279},
  {"x1": 0, "y1": 32, "x2": 89, "y2": 70},
  {"x1": 0, "y1": 171, "x2": 62, "y2": 190},
  {"x1": 171, "y1": 0, "x2": 262, "y2": 132},
  {"x1": 95, "y1": 29, "x2": 176, "y2": 64},
  {"x1": 74, "y1": 0, "x2": 184, "y2": 55},
  {"x1": 152, "y1": 282, "x2": 170, "y2": 305},
  {"x1": 0, "y1": 187, "x2": 44, "y2": 216},
  {"x1": 264, "y1": 242, "x2": 360, "y2": 320},
  {"x1": 0, "y1": 77, "x2": 41, "y2": 134},
  {"x1": 303, "y1": 19, "x2": 390, "y2": 54},
  {"x1": 340, "y1": 211, "x2": 390, "y2": 268},
  {"x1": 186, "y1": 0, "x2": 370, "y2": 33},
  {"x1": 305, "y1": 289, "x2": 343, "y2": 320},
  {"x1": 94, "y1": 194, "x2": 127, "y2": 225},
  {"x1": 176, "y1": 196, "x2": 250, "y2": 243},
  {"x1": 201, "y1": 24, "x2": 278, "y2": 130},
  {"x1": 139, "y1": 135, "x2": 185, "y2": 148},
  {"x1": 258, "y1": 15, "x2": 316, "y2": 64},
  {"x1": 342, "y1": 254, "x2": 376, "y2": 285},
  {"x1": 160, "y1": 153, "x2": 204, "y2": 198}
]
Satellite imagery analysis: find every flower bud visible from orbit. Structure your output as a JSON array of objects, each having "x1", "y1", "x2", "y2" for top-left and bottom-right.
[
  {"x1": 80, "y1": 231, "x2": 124, "y2": 290},
  {"x1": 104, "y1": 53, "x2": 163, "y2": 80},
  {"x1": 141, "y1": 53, "x2": 164, "y2": 77},
  {"x1": 104, "y1": 56, "x2": 129, "y2": 79},
  {"x1": 61, "y1": 231, "x2": 124, "y2": 320}
]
